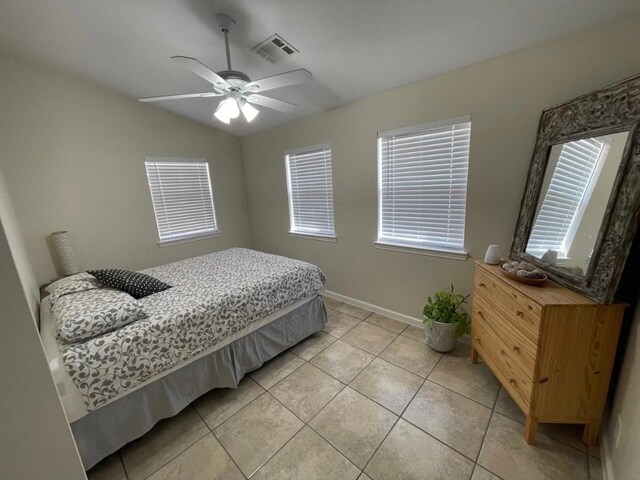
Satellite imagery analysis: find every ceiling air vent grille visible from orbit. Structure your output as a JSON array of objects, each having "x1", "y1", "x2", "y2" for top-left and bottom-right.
[{"x1": 251, "y1": 34, "x2": 298, "y2": 64}]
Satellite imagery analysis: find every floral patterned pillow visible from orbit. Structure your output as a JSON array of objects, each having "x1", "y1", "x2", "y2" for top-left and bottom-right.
[
  {"x1": 53, "y1": 289, "x2": 148, "y2": 344},
  {"x1": 47, "y1": 273, "x2": 103, "y2": 307}
]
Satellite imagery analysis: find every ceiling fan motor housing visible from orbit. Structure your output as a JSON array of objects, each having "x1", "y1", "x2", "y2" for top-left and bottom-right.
[{"x1": 218, "y1": 70, "x2": 251, "y2": 90}]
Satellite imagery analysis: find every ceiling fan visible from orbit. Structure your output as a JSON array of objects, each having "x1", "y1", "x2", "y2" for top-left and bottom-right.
[{"x1": 139, "y1": 13, "x2": 312, "y2": 124}]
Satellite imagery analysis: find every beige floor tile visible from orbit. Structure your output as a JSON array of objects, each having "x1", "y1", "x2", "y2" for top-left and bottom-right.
[
  {"x1": 365, "y1": 313, "x2": 408, "y2": 334},
  {"x1": 290, "y1": 331, "x2": 336, "y2": 360},
  {"x1": 310, "y1": 340, "x2": 375, "y2": 383},
  {"x1": 495, "y1": 388, "x2": 588, "y2": 453},
  {"x1": 193, "y1": 377, "x2": 264, "y2": 429},
  {"x1": 146, "y1": 434, "x2": 243, "y2": 480},
  {"x1": 364, "y1": 419, "x2": 474, "y2": 480},
  {"x1": 471, "y1": 465, "x2": 502, "y2": 480},
  {"x1": 358, "y1": 474, "x2": 373, "y2": 480},
  {"x1": 336, "y1": 303, "x2": 372, "y2": 320},
  {"x1": 539, "y1": 424, "x2": 587, "y2": 453},
  {"x1": 324, "y1": 309, "x2": 361, "y2": 337},
  {"x1": 122, "y1": 406, "x2": 209, "y2": 480},
  {"x1": 350, "y1": 357, "x2": 423, "y2": 415},
  {"x1": 309, "y1": 387, "x2": 397, "y2": 469},
  {"x1": 401, "y1": 325, "x2": 425, "y2": 342},
  {"x1": 87, "y1": 453, "x2": 126, "y2": 480},
  {"x1": 450, "y1": 340, "x2": 473, "y2": 358},
  {"x1": 589, "y1": 456, "x2": 603, "y2": 480},
  {"x1": 252, "y1": 426, "x2": 360, "y2": 480},
  {"x1": 322, "y1": 296, "x2": 344, "y2": 310},
  {"x1": 341, "y1": 322, "x2": 398, "y2": 355},
  {"x1": 478, "y1": 413, "x2": 588, "y2": 480},
  {"x1": 494, "y1": 387, "x2": 525, "y2": 423},
  {"x1": 270, "y1": 363, "x2": 344, "y2": 421},
  {"x1": 428, "y1": 354, "x2": 500, "y2": 407},
  {"x1": 249, "y1": 351, "x2": 305, "y2": 389},
  {"x1": 403, "y1": 380, "x2": 491, "y2": 459},
  {"x1": 589, "y1": 443, "x2": 601, "y2": 459},
  {"x1": 213, "y1": 393, "x2": 303, "y2": 477},
  {"x1": 379, "y1": 335, "x2": 442, "y2": 378}
]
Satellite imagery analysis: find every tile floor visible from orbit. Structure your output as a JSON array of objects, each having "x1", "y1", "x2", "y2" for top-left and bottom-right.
[{"x1": 87, "y1": 298, "x2": 603, "y2": 480}]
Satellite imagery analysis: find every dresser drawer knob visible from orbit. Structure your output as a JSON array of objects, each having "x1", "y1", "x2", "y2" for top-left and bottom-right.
[
  {"x1": 515, "y1": 310, "x2": 524, "y2": 318},
  {"x1": 509, "y1": 378, "x2": 517, "y2": 386},
  {"x1": 512, "y1": 346, "x2": 520, "y2": 353},
  {"x1": 479, "y1": 282, "x2": 486, "y2": 288}
]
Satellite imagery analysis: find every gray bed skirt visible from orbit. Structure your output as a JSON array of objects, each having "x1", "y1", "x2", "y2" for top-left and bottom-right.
[{"x1": 72, "y1": 295, "x2": 326, "y2": 469}]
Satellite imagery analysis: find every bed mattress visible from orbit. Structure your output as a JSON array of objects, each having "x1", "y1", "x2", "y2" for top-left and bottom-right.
[{"x1": 45, "y1": 248, "x2": 326, "y2": 413}]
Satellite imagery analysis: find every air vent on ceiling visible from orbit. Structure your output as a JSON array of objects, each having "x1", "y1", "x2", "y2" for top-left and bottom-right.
[{"x1": 251, "y1": 34, "x2": 298, "y2": 64}]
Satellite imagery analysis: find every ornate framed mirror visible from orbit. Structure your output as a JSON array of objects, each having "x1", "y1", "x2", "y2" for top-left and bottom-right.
[{"x1": 511, "y1": 74, "x2": 640, "y2": 304}]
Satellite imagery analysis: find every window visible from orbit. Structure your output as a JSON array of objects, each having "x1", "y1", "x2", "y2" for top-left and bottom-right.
[
  {"x1": 377, "y1": 116, "x2": 471, "y2": 256},
  {"x1": 145, "y1": 158, "x2": 219, "y2": 245},
  {"x1": 526, "y1": 138, "x2": 607, "y2": 258},
  {"x1": 285, "y1": 144, "x2": 336, "y2": 238}
]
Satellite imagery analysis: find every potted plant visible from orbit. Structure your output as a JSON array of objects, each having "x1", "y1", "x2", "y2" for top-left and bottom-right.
[{"x1": 422, "y1": 285, "x2": 470, "y2": 352}]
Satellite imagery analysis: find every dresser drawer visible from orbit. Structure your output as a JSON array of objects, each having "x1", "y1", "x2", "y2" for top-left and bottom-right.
[
  {"x1": 474, "y1": 268, "x2": 542, "y2": 342},
  {"x1": 472, "y1": 308, "x2": 534, "y2": 410},
  {"x1": 473, "y1": 293, "x2": 538, "y2": 374}
]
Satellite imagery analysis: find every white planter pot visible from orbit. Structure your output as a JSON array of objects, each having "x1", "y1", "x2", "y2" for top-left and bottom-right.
[{"x1": 424, "y1": 318, "x2": 458, "y2": 353}]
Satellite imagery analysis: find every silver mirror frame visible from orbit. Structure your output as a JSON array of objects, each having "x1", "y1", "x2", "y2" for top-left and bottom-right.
[{"x1": 511, "y1": 74, "x2": 640, "y2": 304}]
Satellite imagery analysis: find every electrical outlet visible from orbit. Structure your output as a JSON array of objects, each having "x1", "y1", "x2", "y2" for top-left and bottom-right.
[{"x1": 614, "y1": 415, "x2": 623, "y2": 448}]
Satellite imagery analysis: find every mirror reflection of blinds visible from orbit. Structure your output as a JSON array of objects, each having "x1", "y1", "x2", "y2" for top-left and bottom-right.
[
  {"x1": 286, "y1": 145, "x2": 336, "y2": 237},
  {"x1": 527, "y1": 138, "x2": 604, "y2": 257},
  {"x1": 145, "y1": 160, "x2": 218, "y2": 244},
  {"x1": 378, "y1": 118, "x2": 471, "y2": 252}
]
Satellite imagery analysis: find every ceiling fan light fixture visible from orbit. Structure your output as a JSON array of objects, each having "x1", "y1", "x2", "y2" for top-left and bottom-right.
[
  {"x1": 240, "y1": 100, "x2": 259, "y2": 123},
  {"x1": 214, "y1": 96, "x2": 240, "y2": 123}
]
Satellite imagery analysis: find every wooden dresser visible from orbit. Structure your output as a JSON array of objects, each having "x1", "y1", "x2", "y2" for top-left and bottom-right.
[{"x1": 470, "y1": 261, "x2": 625, "y2": 445}]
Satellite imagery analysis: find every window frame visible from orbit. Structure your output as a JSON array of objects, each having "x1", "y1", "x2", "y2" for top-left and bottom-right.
[
  {"x1": 144, "y1": 157, "x2": 220, "y2": 246},
  {"x1": 376, "y1": 116, "x2": 471, "y2": 260},
  {"x1": 284, "y1": 143, "x2": 337, "y2": 240}
]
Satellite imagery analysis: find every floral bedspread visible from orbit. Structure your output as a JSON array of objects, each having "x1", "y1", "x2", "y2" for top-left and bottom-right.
[{"x1": 59, "y1": 248, "x2": 325, "y2": 411}]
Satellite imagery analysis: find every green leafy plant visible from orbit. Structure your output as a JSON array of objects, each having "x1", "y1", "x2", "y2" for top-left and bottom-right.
[{"x1": 422, "y1": 285, "x2": 470, "y2": 338}]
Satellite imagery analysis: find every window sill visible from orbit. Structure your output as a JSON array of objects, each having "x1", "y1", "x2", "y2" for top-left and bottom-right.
[
  {"x1": 158, "y1": 231, "x2": 221, "y2": 247},
  {"x1": 288, "y1": 232, "x2": 337, "y2": 242},
  {"x1": 375, "y1": 241, "x2": 468, "y2": 261}
]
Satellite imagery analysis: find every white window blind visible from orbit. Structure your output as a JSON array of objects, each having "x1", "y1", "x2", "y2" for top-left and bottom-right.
[
  {"x1": 526, "y1": 138, "x2": 605, "y2": 257},
  {"x1": 377, "y1": 116, "x2": 471, "y2": 253},
  {"x1": 145, "y1": 158, "x2": 219, "y2": 244},
  {"x1": 285, "y1": 144, "x2": 336, "y2": 238}
]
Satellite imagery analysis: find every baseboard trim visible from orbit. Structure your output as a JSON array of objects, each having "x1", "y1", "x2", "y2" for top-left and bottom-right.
[
  {"x1": 323, "y1": 290, "x2": 424, "y2": 328},
  {"x1": 600, "y1": 412, "x2": 615, "y2": 480}
]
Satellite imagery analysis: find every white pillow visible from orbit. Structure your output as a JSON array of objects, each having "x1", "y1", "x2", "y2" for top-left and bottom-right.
[
  {"x1": 53, "y1": 289, "x2": 148, "y2": 343},
  {"x1": 47, "y1": 273, "x2": 102, "y2": 307}
]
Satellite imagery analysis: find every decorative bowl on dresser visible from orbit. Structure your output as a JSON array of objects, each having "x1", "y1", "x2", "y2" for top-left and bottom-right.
[{"x1": 470, "y1": 261, "x2": 626, "y2": 445}]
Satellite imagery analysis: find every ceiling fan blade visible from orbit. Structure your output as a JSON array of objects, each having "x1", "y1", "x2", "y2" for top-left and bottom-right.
[
  {"x1": 246, "y1": 94, "x2": 297, "y2": 113},
  {"x1": 244, "y1": 69, "x2": 312, "y2": 93},
  {"x1": 171, "y1": 56, "x2": 230, "y2": 90},
  {"x1": 139, "y1": 92, "x2": 223, "y2": 102}
]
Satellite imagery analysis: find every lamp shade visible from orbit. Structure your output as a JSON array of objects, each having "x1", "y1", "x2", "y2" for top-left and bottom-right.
[
  {"x1": 240, "y1": 100, "x2": 259, "y2": 122},
  {"x1": 50, "y1": 231, "x2": 79, "y2": 277}
]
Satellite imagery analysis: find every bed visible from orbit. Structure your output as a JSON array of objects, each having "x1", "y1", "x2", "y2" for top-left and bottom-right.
[{"x1": 40, "y1": 248, "x2": 327, "y2": 469}]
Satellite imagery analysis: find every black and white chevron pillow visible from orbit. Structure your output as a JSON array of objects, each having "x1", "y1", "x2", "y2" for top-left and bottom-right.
[{"x1": 88, "y1": 269, "x2": 171, "y2": 299}]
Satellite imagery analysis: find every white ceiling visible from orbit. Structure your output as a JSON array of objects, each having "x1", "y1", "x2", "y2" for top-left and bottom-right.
[{"x1": 1, "y1": 0, "x2": 639, "y2": 136}]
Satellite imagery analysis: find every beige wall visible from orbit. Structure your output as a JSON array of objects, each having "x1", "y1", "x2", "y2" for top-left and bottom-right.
[
  {"x1": 0, "y1": 165, "x2": 86, "y2": 480},
  {"x1": 606, "y1": 306, "x2": 640, "y2": 480},
  {"x1": 241, "y1": 14, "x2": 640, "y2": 320},
  {"x1": 0, "y1": 163, "x2": 39, "y2": 319},
  {"x1": 0, "y1": 50, "x2": 252, "y2": 285}
]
